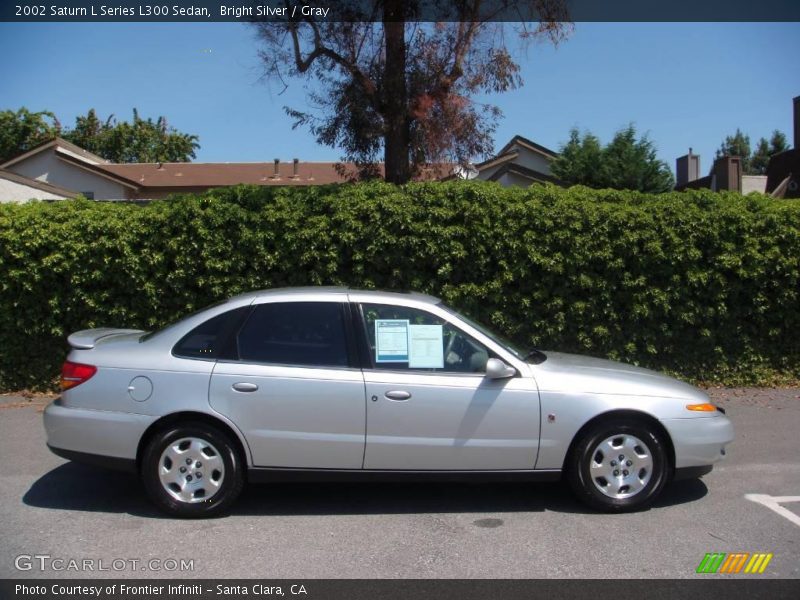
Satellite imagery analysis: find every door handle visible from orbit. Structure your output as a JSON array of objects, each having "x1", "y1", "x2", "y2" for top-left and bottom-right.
[
  {"x1": 384, "y1": 390, "x2": 411, "y2": 401},
  {"x1": 232, "y1": 382, "x2": 259, "y2": 393}
]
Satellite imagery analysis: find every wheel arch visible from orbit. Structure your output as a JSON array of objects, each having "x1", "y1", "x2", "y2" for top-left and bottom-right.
[
  {"x1": 562, "y1": 409, "x2": 676, "y2": 475},
  {"x1": 136, "y1": 411, "x2": 251, "y2": 474}
]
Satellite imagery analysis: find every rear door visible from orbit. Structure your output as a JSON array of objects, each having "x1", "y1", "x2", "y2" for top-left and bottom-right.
[{"x1": 209, "y1": 299, "x2": 366, "y2": 469}]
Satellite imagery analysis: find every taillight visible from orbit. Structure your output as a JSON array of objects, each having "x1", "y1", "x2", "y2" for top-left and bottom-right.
[{"x1": 61, "y1": 361, "x2": 97, "y2": 390}]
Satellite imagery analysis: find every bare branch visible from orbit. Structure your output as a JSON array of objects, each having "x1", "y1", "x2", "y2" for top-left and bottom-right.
[{"x1": 251, "y1": 0, "x2": 572, "y2": 182}]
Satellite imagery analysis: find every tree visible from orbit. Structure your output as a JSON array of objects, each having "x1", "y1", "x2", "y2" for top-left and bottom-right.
[
  {"x1": 717, "y1": 128, "x2": 790, "y2": 175},
  {"x1": 715, "y1": 128, "x2": 752, "y2": 173},
  {"x1": 65, "y1": 108, "x2": 110, "y2": 151},
  {"x1": 751, "y1": 130, "x2": 790, "y2": 175},
  {"x1": 750, "y1": 137, "x2": 771, "y2": 175},
  {"x1": 550, "y1": 128, "x2": 603, "y2": 187},
  {"x1": 768, "y1": 129, "x2": 790, "y2": 154},
  {"x1": 0, "y1": 107, "x2": 60, "y2": 163},
  {"x1": 602, "y1": 125, "x2": 675, "y2": 193},
  {"x1": 0, "y1": 107, "x2": 200, "y2": 163},
  {"x1": 62, "y1": 108, "x2": 199, "y2": 163},
  {"x1": 253, "y1": 1, "x2": 570, "y2": 183},
  {"x1": 551, "y1": 125, "x2": 674, "y2": 193}
]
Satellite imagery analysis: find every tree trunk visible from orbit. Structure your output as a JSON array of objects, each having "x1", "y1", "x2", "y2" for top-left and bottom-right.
[{"x1": 382, "y1": 1, "x2": 409, "y2": 184}]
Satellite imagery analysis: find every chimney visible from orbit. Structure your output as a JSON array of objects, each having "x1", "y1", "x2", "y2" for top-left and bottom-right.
[
  {"x1": 272, "y1": 158, "x2": 280, "y2": 179},
  {"x1": 794, "y1": 95, "x2": 799, "y2": 150},
  {"x1": 712, "y1": 155, "x2": 742, "y2": 192},
  {"x1": 676, "y1": 148, "x2": 700, "y2": 188},
  {"x1": 292, "y1": 158, "x2": 299, "y2": 179}
]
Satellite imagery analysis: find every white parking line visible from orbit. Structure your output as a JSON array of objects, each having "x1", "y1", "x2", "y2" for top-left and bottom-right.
[{"x1": 745, "y1": 494, "x2": 800, "y2": 527}]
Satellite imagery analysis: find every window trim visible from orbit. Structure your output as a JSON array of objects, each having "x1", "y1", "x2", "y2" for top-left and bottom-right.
[
  {"x1": 342, "y1": 302, "x2": 363, "y2": 369},
  {"x1": 217, "y1": 305, "x2": 254, "y2": 361},
  {"x1": 352, "y1": 302, "x2": 374, "y2": 369}
]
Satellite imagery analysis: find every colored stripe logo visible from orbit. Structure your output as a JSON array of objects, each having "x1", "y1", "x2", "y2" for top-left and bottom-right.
[{"x1": 696, "y1": 552, "x2": 773, "y2": 574}]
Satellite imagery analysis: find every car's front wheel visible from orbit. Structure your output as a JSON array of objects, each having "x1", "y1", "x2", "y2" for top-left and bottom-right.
[
  {"x1": 567, "y1": 418, "x2": 670, "y2": 512},
  {"x1": 141, "y1": 422, "x2": 244, "y2": 518}
]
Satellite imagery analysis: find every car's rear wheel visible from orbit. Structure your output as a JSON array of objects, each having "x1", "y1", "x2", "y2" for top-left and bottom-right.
[
  {"x1": 567, "y1": 418, "x2": 669, "y2": 512},
  {"x1": 141, "y1": 422, "x2": 244, "y2": 518}
]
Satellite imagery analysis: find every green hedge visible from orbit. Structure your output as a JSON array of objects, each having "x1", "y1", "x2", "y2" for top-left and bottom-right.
[{"x1": 1, "y1": 182, "x2": 799, "y2": 391}]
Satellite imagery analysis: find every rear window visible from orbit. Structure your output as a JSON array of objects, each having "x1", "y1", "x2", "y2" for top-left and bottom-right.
[
  {"x1": 141, "y1": 299, "x2": 229, "y2": 342},
  {"x1": 172, "y1": 307, "x2": 249, "y2": 360}
]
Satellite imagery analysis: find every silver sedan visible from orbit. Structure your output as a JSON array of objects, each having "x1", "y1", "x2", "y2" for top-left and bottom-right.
[{"x1": 44, "y1": 288, "x2": 733, "y2": 517}]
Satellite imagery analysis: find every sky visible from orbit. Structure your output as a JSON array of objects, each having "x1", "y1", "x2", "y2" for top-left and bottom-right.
[{"x1": 0, "y1": 21, "x2": 798, "y2": 175}]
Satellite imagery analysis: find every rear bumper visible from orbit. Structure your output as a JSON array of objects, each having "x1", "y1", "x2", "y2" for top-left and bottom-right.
[
  {"x1": 43, "y1": 398, "x2": 156, "y2": 463},
  {"x1": 661, "y1": 414, "x2": 734, "y2": 469},
  {"x1": 47, "y1": 444, "x2": 137, "y2": 472}
]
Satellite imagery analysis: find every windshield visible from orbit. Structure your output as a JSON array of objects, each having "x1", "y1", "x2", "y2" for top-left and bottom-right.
[{"x1": 438, "y1": 303, "x2": 528, "y2": 359}]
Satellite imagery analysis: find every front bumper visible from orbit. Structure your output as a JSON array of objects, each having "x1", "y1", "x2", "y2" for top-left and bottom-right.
[
  {"x1": 661, "y1": 414, "x2": 734, "y2": 469},
  {"x1": 43, "y1": 398, "x2": 156, "y2": 464}
]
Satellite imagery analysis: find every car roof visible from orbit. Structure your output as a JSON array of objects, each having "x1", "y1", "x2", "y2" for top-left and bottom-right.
[{"x1": 229, "y1": 286, "x2": 441, "y2": 305}]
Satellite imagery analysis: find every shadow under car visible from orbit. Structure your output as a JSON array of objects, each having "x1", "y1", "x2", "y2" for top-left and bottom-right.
[{"x1": 23, "y1": 462, "x2": 709, "y2": 519}]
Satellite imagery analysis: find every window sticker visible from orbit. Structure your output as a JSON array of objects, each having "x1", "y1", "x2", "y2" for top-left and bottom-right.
[
  {"x1": 375, "y1": 319, "x2": 409, "y2": 362},
  {"x1": 408, "y1": 324, "x2": 444, "y2": 368}
]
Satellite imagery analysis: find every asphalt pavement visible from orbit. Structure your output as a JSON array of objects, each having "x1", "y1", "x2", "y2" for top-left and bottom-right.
[{"x1": 1, "y1": 388, "x2": 798, "y2": 579}]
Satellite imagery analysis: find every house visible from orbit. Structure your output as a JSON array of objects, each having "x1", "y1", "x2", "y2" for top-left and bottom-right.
[
  {"x1": 1, "y1": 138, "x2": 131, "y2": 200},
  {"x1": 675, "y1": 149, "x2": 772, "y2": 195},
  {"x1": 0, "y1": 138, "x2": 369, "y2": 201},
  {"x1": 0, "y1": 134, "x2": 561, "y2": 202},
  {"x1": 446, "y1": 135, "x2": 563, "y2": 187},
  {"x1": 0, "y1": 169, "x2": 77, "y2": 202},
  {"x1": 676, "y1": 96, "x2": 799, "y2": 197},
  {"x1": 765, "y1": 96, "x2": 800, "y2": 199},
  {"x1": 674, "y1": 149, "x2": 753, "y2": 193}
]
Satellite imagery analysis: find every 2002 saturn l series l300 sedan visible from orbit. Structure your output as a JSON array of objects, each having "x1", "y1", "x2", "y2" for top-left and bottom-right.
[{"x1": 44, "y1": 287, "x2": 733, "y2": 517}]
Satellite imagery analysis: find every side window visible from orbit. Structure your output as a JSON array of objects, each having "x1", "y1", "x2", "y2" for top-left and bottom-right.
[
  {"x1": 173, "y1": 307, "x2": 248, "y2": 360},
  {"x1": 237, "y1": 302, "x2": 349, "y2": 368},
  {"x1": 360, "y1": 303, "x2": 491, "y2": 373}
]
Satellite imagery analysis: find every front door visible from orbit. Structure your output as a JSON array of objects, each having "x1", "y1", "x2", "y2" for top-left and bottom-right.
[{"x1": 358, "y1": 302, "x2": 540, "y2": 471}]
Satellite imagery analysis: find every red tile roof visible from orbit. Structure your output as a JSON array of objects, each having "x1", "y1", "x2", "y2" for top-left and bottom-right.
[
  {"x1": 101, "y1": 162, "x2": 346, "y2": 187},
  {"x1": 99, "y1": 162, "x2": 453, "y2": 188}
]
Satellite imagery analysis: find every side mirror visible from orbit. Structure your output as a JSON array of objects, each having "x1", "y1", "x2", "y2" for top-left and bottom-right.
[{"x1": 485, "y1": 358, "x2": 516, "y2": 379}]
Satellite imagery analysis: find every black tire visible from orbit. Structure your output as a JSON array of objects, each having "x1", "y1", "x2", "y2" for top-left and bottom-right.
[
  {"x1": 141, "y1": 422, "x2": 244, "y2": 518},
  {"x1": 567, "y1": 418, "x2": 670, "y2": 512}
]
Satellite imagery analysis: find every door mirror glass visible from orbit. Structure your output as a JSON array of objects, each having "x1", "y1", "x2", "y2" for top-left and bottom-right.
[{"x1": 485, "y1": 358, "x2": 516, "y2": 379}]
